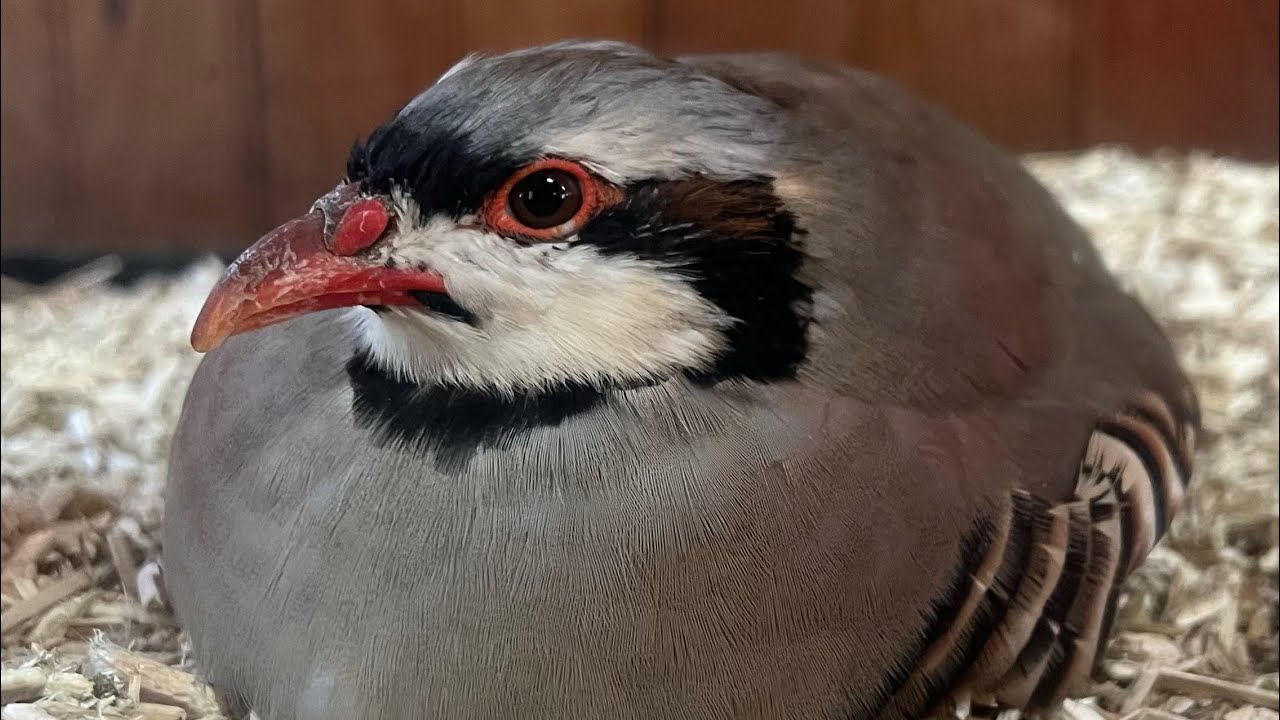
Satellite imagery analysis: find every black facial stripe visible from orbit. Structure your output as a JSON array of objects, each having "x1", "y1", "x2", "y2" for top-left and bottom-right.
[
  {"x1": 346, "y1": 351, "x2": 606, "y2": 473},
  {"x1": 348, "y1": 123, "x2": 518, "y2": 218},
  {"x1": 577, "y1": 176, "x2": 814, "y2": 384}
]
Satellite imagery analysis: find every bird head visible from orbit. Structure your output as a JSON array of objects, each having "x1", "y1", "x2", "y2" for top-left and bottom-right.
[{"x1": 191, "y1": 41, "x2": 814, "y2": 394}]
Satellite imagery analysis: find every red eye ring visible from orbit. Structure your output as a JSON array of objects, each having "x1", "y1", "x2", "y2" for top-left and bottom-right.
[{"x1": 481, "y1": 158, "x2": 619, "y2": 241}]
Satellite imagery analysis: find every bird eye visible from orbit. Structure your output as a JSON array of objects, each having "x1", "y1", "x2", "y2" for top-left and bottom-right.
[
  {"x1": 508, "y1": 169, "x2": 582, "y2": 229},
  {"x1": 481, "y1": 158, "x2": 618, "y2": 241}
]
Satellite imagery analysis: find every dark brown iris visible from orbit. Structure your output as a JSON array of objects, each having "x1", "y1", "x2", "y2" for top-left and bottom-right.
[{"x1": 508, "y1": 169, "x2": 583, "y2": 229}]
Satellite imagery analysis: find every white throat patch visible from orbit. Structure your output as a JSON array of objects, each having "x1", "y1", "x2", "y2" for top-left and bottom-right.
[{"x1": 351, "y1": 212, "x2": 731, "y2": 393}]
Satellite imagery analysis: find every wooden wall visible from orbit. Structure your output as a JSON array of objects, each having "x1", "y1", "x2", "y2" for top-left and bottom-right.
[{"x1": 2, "y1": 0, "x2": 1276, "y2": 256}]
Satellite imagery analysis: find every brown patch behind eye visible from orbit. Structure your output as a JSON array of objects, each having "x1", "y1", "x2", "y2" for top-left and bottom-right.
[{"x1": 643, "y1": 176, "x2": 785, "y2": 240}]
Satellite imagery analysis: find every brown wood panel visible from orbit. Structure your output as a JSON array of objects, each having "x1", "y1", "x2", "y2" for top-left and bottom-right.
[
  {"x1": 0, "y1": 0, "x2": 71, "y2": 252},
  {"x1": 653, "y1": 0, "x2": 854, "y2": 59},
  {"x1": 851, "y1": 0, "x2": 1075, "y2": 152},
  {"x1": 3, "y1": 0, "x2": 1278, "y2": 258},
  {"x1": 257, "y1": 1, "x2": 465, "y2": 226},
  {"x1": 461, "y1": 0, "x2": 649, "y2": 52},
  {"x1": 1075, "y1": 0, "x2": 1279, "y2": 160},
  {"x1": 62, "y1": 0, "x2": 267, "y2": 253}
]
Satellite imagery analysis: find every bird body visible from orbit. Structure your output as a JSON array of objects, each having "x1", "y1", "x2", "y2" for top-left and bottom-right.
[{"x1": 164, "y1": 42, "x2": 1197, "y2": 720}]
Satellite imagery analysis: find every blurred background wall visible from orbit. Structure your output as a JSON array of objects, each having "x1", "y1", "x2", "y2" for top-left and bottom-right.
[{"x1": 1, "y1": 0, "x2": 1277, "y2": 258}]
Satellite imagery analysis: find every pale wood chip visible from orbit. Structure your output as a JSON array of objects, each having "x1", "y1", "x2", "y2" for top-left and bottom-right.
[
  {"x1": 135, "y1": 704, "x2": 189, "y2": 720},
  {"x1": 1120, "y1": 710, "x2": 1188, "y2": 720},
  {"x1": 27, "y1": 591, "x2": 98, "y2": 648},
  {"x1": 1120, "y1": 667, "x2": 1162, "y2": 714},
  {"x1": 104, "y1": 527, "x2": 139, "y2": 603},
  {"x1": 1223, "y1": 708, "x2": 1280, "y2": 720},
  {"x1": 1154, "y1": 668, "x2": 1280, "y2": 708},
  {"x1": 1, "y1": 521, "x2": 98, "y2": 587},
  {"x1": 0, "y1": 490, "x2": 44, "y2": 544},
  {"x1": 0, "y1": 704, "x2": 56, "y2": 720},
  {"x1": 0, "y1": 565, "x2": 113, "y2": 635},
  {"x1": 0, "y1": 667, "x2": 48, "y2": 704},
  {"x1": 134, "y1": 562, "x2": 168, "y2": 613},
  {"x1": 84, "y1": 636, "x2": 224, "y2": 719},
  {"x1": 42, "y1": 670, "x2": 94, "y2": 700},
  {"x1": 1052, "y1": 698, "x2": 1108, "y2": 719}
]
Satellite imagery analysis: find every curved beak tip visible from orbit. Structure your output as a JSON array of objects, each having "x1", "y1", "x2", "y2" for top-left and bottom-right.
[
  {"x1": 189, "y1": 328, "x2": 218, "y2": 354},
  {"x1": 188, "y1": 294, "x2": 233, "y2": 353}
]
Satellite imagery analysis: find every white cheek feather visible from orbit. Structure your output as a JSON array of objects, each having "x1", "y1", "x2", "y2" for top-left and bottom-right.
[{"x1": 352, "y1": 212, "x2": 732, "y2": 393}]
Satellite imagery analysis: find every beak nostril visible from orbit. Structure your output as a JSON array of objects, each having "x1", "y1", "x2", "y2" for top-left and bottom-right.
[{"x1": 332, "y1": 198, "x2": 391, "y2": 256}]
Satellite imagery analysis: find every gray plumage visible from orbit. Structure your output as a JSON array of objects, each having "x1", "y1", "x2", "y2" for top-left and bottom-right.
[{"x1": 164, "y1": 41, "x2": 1198, "y2": 720}]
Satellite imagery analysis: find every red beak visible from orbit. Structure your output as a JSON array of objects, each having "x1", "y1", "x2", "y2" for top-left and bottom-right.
[{"x1": 190, "y1": 186, "x2": 447, "y2": 353}]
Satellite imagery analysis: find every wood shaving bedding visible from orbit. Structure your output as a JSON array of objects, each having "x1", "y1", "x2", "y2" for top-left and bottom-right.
[{"x1": 1, "y1": 148, "x2": 1277, "y2": 719}]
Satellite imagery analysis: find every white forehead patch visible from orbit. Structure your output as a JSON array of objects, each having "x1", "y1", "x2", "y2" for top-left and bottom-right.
[{"x1": 352, "y1": 214, "x2": 732, "y2": 393}]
